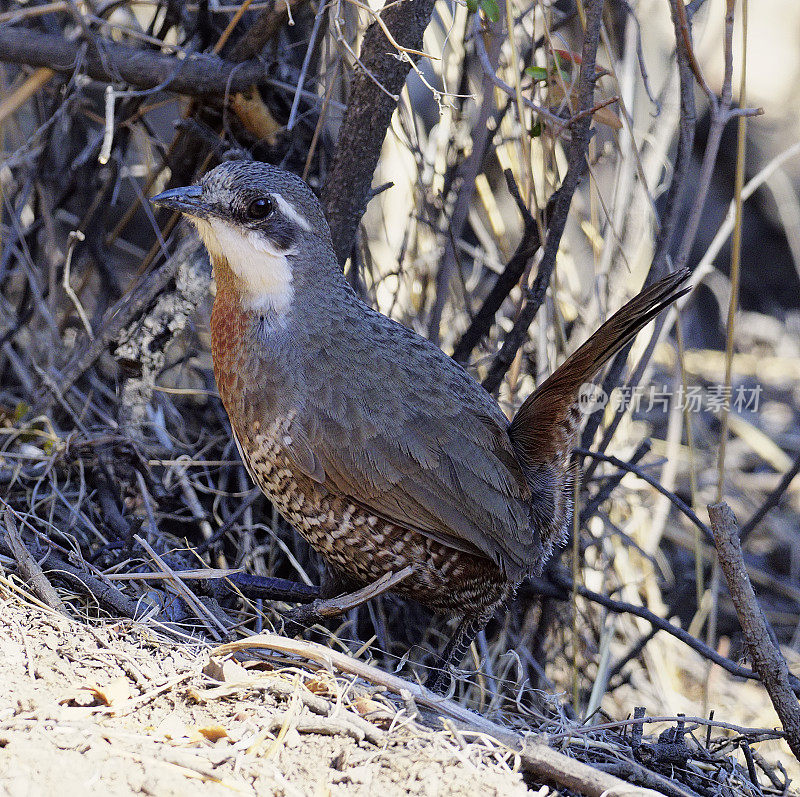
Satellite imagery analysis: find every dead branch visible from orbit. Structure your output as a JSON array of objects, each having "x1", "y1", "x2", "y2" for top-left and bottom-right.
[
  {"x1": 212, "y1": 633, "x2": 666, "y2": 797},
  {"x1": 451, "y1": 172, "x2": 551, "y2": 365},
  {"x1": 0, "y1": 533, "x2": 145, "y2": 622},
  {"x1": 0, "y1": 27, "x2": 266, "y2": 98},
  {"x1": 230, "y1": 0, "x2": 311, "y2": 61},
  {"x1": 740, "y1": 450, "x2": 800, "y2": 542},
  {"x1": 1, "y1": 508, "x2": 68, "y2": 615},
  {"x1": 524, "y1": 569, "x2": 797, "y2": 691},
  {"x1": 322, "y1": 0, "x2": 436, "y2": 265},
  {"x1": 708, "y1": 501, "x2": 800, "y2": 762},
  {"x1": 522, "y1": 740, "x2": 679, "y2": 797}
]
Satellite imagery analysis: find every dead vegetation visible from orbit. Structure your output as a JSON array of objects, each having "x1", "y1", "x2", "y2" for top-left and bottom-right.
[
  {"x1": 0, "y1": 585, "x2": 530, "y2": 797},
  {"x1": 1, "y1": 0, "x2": 800, "y2": 794}
]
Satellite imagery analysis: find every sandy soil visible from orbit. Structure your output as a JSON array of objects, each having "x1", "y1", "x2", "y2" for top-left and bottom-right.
[{"x1": 0, "y1": 589, "x2": 529, "y2": 797}]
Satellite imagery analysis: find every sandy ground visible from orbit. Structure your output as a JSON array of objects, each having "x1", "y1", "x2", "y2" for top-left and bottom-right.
[{"x1": 0, "y1": 589, "x2": 529, "y2": 797}]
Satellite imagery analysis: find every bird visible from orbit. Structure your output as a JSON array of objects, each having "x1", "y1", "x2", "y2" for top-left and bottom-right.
[{"x1": 151, "y1": 161, "x2": 690, "y2": 692}]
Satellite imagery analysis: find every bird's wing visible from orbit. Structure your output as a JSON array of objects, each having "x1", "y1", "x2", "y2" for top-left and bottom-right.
[{"x1": 282, "y1": 321, "x2": 539, "y2": 581}]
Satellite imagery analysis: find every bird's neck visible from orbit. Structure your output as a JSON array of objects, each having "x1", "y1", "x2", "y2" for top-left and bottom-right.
[
  {"x1": 210, "y1": 257, "x2": 250, "y2": 416},
  {"x1": 209, "y1": 252, "x2": 239, "y2": 297},
  {"x1": 210, "y1": 257, "x2": 304, "y2": 436},
  {"x1": 194, "y1": 217, "x2": 294, "y2": 318}
]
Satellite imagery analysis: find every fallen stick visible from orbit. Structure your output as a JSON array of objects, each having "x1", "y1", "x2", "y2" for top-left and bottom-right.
[
  {"x1": 708, "y1": 500, "x2": 800, "y2": 762},
  {"x1": 2, "y1": 507, "x2": 67, "y2": 615},
  {"x1": 0, "y1": 27, "x2": 265, "y2": 98}
]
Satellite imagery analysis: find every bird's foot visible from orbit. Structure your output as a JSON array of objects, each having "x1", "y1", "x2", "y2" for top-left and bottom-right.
[
  {"x1": 424, "y1": 609, "x2": 498, "y2": 695},
  {"x1": 424, "y1": 663, "x2": 457, "y2": 696}
]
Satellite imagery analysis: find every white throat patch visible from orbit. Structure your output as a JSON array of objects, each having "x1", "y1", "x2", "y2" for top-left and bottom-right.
[{"x1": 192, "y1": 217, "x2": 295, "y2": 317}]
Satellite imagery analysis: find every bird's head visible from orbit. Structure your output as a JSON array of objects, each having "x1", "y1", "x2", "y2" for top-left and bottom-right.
[{"x1": 151, "y1": 161, "x2": 333, "y2": 315}]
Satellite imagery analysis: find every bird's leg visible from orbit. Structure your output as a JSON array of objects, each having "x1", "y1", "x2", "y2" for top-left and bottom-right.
[
  {"x1": 320, "y1": 565, "x2": 365, "y2": 599},
  {"x1": 425, "y1": 606, "x2": 498, "y2": 695}
]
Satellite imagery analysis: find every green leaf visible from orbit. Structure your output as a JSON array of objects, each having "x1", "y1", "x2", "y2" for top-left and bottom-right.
[
  {"x1": 552, "y1": 53, "x2": 572, "y2": 81},
  {"x1": 465, "y1": 0, "x2": 479, "y2": 12},
  {"x1": 531, "y1": 120, "x2": 542, "y2": 137},
  {"x1": 480, "y1": 0, "x2": 500, "y2": 22},
  {"x1": 525, "y1": 66, "x2": 549, "y2": 82}
]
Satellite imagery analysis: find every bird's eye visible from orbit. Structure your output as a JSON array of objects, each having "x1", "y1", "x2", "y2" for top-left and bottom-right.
[{"x1": 246, "y1": 197, "x2": 274, "y2": 220}]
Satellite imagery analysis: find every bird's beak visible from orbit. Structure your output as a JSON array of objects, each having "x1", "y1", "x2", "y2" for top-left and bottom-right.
[{"x1": 150, "y1": 185, "x2": 209, "y2": 217}]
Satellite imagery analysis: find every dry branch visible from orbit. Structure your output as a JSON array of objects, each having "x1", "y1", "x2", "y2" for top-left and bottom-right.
[
  {"x1": 230, "y1": 0, "x2": 311, "y2": 61},
  {"x1": 1, "y1": 508, "x2": 67, "y2": 615},
  {"x1": 0, "y1": 27, "x2": 266, "y2": 98},
  {"x1": 740, "y1": 451, "x2": 800, "y2": 542},
  {"x1": 0, "y1": 533, "x2": 146, "y2": 622},
  {"x1": 529, "y1": 569, "x2": 788, "y2": 689},
  {"x1": 451, "y1": 172, "x2": 551, "y2": 365},
  {"x1": 322, "y1": 0, "x2": 436, "y2": 265},
  {"x1": 708, "y1": 501, "x2": 800, "y2": 762}
]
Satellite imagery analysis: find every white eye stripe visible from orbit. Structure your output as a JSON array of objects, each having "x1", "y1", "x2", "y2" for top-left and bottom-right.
[{"x1": 271, "y1": 194, "x2": 311, "y2": 232}]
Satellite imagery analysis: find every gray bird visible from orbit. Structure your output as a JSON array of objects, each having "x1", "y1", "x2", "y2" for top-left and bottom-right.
[{"x1": 152, "y1": 161, "x2": 689, "y2": 691}]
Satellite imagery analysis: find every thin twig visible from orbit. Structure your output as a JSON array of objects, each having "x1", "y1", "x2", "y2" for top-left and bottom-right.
[
  {"x1": 322, "y1": 0, "x2": 436, "y2": 265},
  {"x1": 739, "y1": 451, "x2": 800, "y2": 542},
  {"x1": 524, "y1": 570, "x2": 800, "y2": 692},
  {"x1": 573, "y1": 448, "x2": 712, "y2": 542},
  {"x1": 230, "y1": 0, "x2": 310, "y2": 61},
  {"x1": 472, "y1": 14, "x2": 562, "y2": 128},
  {"x1": 135, "y1": 535, "x2": 229, "y2": 640},
  {"x1": 451, "y1": 172, "x2": 552, "y2": 364},
  {"x1": 287, "y1": 0, "x2": 328, "y2": 131}
]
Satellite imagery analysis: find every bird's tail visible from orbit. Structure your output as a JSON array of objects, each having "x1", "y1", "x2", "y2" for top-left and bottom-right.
[
  {"x1": 509, "y1": 268, "x2": 690, "y2": 464},
  {"x1": 506, "y1": 268, "x2": 690, "y2": 561}
]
